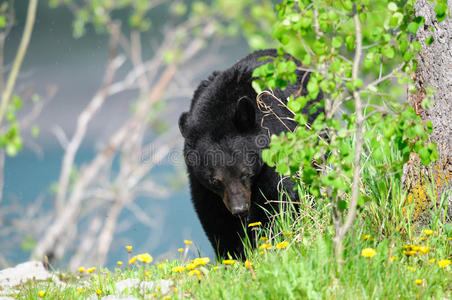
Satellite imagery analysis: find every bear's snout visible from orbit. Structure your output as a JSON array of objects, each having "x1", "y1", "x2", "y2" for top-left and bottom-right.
[
  {"x1": 222, "y1": 183, "x2": 251, "y2": 217},
  {"x1": 230, "y1": 202, "x2": 249, "y2": 217}
]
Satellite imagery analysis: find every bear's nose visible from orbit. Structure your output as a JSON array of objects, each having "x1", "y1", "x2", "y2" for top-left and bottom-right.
[{"x1": 230, "y1": 204, "x2": 249, "y2": 217}]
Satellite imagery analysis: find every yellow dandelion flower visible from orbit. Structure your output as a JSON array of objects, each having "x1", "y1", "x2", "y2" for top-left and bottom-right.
[
  {"x1": 361, "y1": 248, "x2": 377, "y2": 258},
  {"x1": 276, "y1": 241, "x2": 289, "y2": 249},
  {"x1": 172, "y1": 266, "x2": 185, "y2": 272},
  {"x1": 117, "y1": 261, "x2": 123, "y2": 266},
  {"x1": 78, "y1": 267, "x2": 85, "y2": 273},
  {"x1": 259, "y1": 243, "x2": 272, "y2": 250},
  {"x1": 96, "y1": 289, "x2": 102, "y2": 295},
  {"x1": 157, "y1": 263, "x2": 165, "y2": 269},
  {"x1": 145, "y1": 271, "x2": 150, "y2": 276},
  {"x1": 403, "y1": 250, "x2": 416, "y2": 256},
  {"x1": 188, "y1": 269, "x2": 201, "y2": 279},
  {"x1": 125, "y1": 245, "x2": 133, "y2": 252},
  {"x1": 420, "y1": 237, "x2": 427, "y2": 241},
  {"x1": 448, "y1": 237, "x2": 452, "y2": 240},
  {"x1": 137, "y1": 253, "x2": 153, "y2": 263},
  {"x1": 438, "y1": 259, "x2": 451, "y2": 268},
  {"x1": 248, "y1": 222, "x2": 262, "y2": 227},
  {"x1": 419, "y1": 246, "x2": 429, "y2": 254},
  {"x1": 177, "y1": 248, "x2": 184, "y2": 253},
  {"x1": 87, "y1": 267, "x2": 96, "y2": 274},
  {"x1": 406, "y1": 266, "x2": 415, "y2": 271},
  {"x1": 244, "y1": 260, "x2": 252, "y2": 269},
  {"x1": 76, "y1": 289, "x2": 84, "y2": 294},
  {"x1": 429, "y1": 258, "x2": 436, "y2": 263},
  {"x1": 186, "y1": 263, "x2": 197, "y2": 270},
  {"x1": 283, "y1": 232, "x2": 292, "y2": 236},
  {"x1": 129, "y1": 256, "x2": 137, "y2": 265},
  {"x1": 362, "y1": 235, "x2": 371, "y2": 240},
  {"x1": 408, "y1": 250, "x2": 417, "y2": 256},
  {"x1": 192, "y1": 257, "x2": 210, "y2": 266},
  {"x1": 212, "y1": 266, "x2": 219, "y2": 270},
  {"x1": 184, "y1": 240, "x2": 193, "y2": 245},
  {"x1": 411, "y1": 245, "x2": 420, "y2": 251},
  {"x1": 390, "y1": 256, "x2": 397, "y2": 261},
  {"x1": 414, "y1": 279, "x2": 423, "y2": 285},
  {"x1": 260, "y1": 237, "x2": 268, "y2": 241},
  {"x1": 423, "y1": 229, "x2": 433, "y2": 236},
  {"x1": 259, "y1": 251, "x2": 264, "y2": 255},
  {"x1": 38, "y1": 291, "x2": 45, "y2": 297},
  {"x1": 222, "y1": 259, "x2": 236, "y2": 265}
]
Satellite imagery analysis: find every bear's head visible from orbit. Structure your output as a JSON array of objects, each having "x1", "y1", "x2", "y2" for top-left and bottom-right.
[{"x1": 179, "y1": 69, "x2": 268, "y2": 217}]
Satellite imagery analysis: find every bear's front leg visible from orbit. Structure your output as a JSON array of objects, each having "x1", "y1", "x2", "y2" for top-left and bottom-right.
[{"x1": 188, "y1": 174, "x2": 247, "y2": 259}]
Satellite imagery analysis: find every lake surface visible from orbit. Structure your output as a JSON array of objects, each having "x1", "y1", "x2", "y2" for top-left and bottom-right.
[{"x1": 2, "y1": 1, "x2": 249, "y2": 268}]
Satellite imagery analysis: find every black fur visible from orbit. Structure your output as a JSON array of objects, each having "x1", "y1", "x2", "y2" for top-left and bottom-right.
[{"x1": 179, "y1": 49, "x2": 322, "y2": 258}]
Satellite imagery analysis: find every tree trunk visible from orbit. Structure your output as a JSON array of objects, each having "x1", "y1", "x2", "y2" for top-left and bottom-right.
[{"x1": 404, "y1": 0, "x2": 452, "y2": 222}]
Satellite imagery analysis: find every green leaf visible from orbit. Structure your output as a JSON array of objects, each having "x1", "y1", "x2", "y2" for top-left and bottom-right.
[
  {"x1": 389, "y1": 12, "x2": 403, "y2": 27},
  {"x1": 407, "y1": 22, "x2": 420, "y2": 34},
  {"x1": 251, "y1": 81, "x2": 263, "y2": 94},
  {"x1": 307, "y1": 80, "x2": 319, "y2": 98},
  {"x1": 387, "y1": 2, "x2": 398, "y2": 11},
  {"x1": 418, "y1": 147, "x2": 431, "y2": 166},
  {"x1": 425, "y1": 36, "x2": 434, "y2": 45},
  {"x1": 345, "y1": 36, "x2": 355, "y2": 51},
  {"x1": 421, "y1": 97, "x2": 434, "y2": 109},
  {"x1": 363, "y1": 53, "x2": 374, "y2": 69},
  {"x1": 414, "y1": 124, "x2": 424, "y2": 136},
  {"x1": 302, "y1": 54, "x2": 311, "y2": 65},
  {"x1": 276, "y1": 163, "x2": 289, "y2": 174},
  {"x1": 330, "y1": 60, "x2": 341, "y2": 72},
  {"x1": 343, "y1": 0, "x2": 353, "y2": 10},
  {"x1": 0, "y1": 15, "x2": 6, "y2": 28},
  {"x1": 382, "y1": 45, "x2": 395, "y2": 58},
  {"x1": 338, "y1": 200, "x2": 347, "y2": 210},
  {"x1": 312, "y1": 40, "x2": 325, "y2": 55},
  {"x1": 332, "y1": 36, "x2": 343, "y2": 48},
  {"x1": 434, "y1": 3, "x2": 447, "y2": 17},
  {"x1": 261, "y1": 149, "x2": 274, "y2": 166},
  {"x1": 31, "y1": 126, "x2": 40, "y2": 138},
  {"x1": 288, "y1": 99, "x2": 301, "y2": 112},
  {"x1": 300, "y1": 16, "x2": 312, "y2": 28}
]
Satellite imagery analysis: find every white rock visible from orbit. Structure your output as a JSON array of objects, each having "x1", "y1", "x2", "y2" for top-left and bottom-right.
[
  {"x1": 0, "y1": 261, "x2": 53, "y2": 288},
  {"x1": 115, "y1": 278, "x2": 140, "y2": 293}
]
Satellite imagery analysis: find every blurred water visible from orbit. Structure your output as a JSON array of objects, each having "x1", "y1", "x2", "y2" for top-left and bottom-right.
[
  {"x1": 2, "y1": 1, "x2": 249, "y2": 267},
  {"x1": 3, "y1": 148, "x2": 214, "y2": 267}
]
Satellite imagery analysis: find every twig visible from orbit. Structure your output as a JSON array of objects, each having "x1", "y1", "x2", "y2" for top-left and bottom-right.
[
  {"x1": 54, "y1": 28, "x2": 123, "y2": 214},
  {"x1": 333, "y1": 8, "x2": 364, "y2": 264},
  {"x1": 0, "y1": 0, "x2": 37, "y2": 127}
]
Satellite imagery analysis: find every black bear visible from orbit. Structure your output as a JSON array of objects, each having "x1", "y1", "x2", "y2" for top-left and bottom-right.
[{"x1": 179, "y1": 49, "x2": 321, "y2": 258}]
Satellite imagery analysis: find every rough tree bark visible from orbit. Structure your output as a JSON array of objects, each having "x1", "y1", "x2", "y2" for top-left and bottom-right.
[{"x1": 405, "y1": 0, "x2": 452, "y2": 221}]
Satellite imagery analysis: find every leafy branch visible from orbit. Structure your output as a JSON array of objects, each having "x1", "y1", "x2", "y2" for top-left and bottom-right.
[{"x1": 0, "y1": 0, "x2": 37, "y2": 127}]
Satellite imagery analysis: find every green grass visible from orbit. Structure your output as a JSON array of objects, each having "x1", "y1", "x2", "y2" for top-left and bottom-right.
[
  {"x1": 3, "y1": 143, "x2": 452, "y2": 299},
  {"x1": 5, "y1": 224, "x2": 450, "y2": 299}
]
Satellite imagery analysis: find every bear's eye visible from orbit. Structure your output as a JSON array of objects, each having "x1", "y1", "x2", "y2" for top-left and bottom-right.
[{"x1": 209, "y1": 177, "x2": 221, "y2": 188}]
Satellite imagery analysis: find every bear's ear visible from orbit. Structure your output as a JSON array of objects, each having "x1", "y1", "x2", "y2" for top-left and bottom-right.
[
  {"x1": 234, "y1": 96, "x2": 256, "y2": 132},
  {"x1": 179, "y1": 112, "x2": 189, "y2": 138}
]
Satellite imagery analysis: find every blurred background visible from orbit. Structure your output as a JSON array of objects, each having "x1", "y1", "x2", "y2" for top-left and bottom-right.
[{"x1": 0, "y1": 0, "x2": 276, "y2": 269}]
